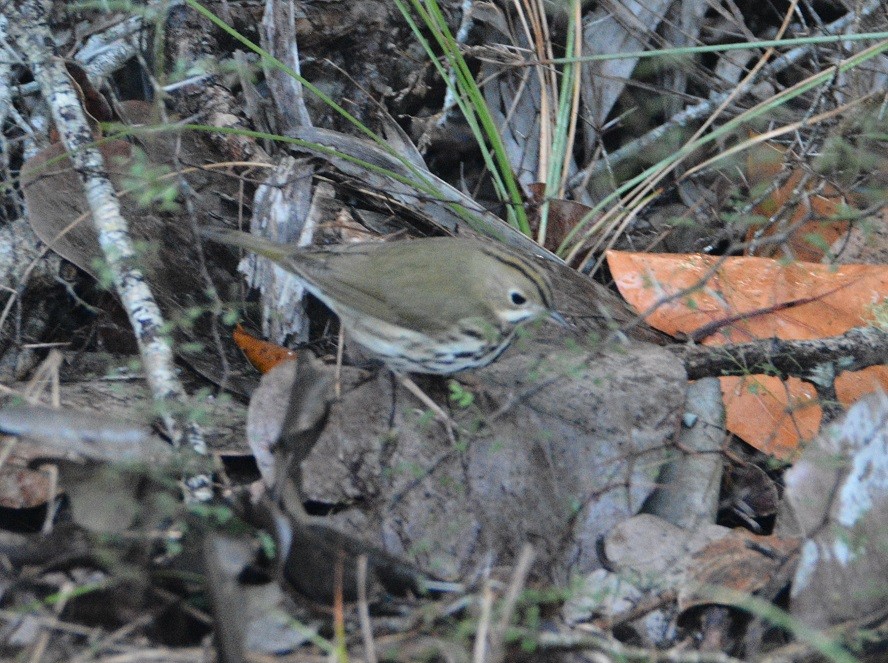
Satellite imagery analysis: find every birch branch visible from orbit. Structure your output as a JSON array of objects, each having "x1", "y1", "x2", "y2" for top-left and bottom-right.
[{"x1": 8, "y1": 1, "x2": 209, "y2": 478}]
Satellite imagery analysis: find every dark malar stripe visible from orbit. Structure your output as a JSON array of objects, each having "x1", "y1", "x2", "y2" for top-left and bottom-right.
[{"x1": 458, "y1": 328, "x2": 484, "y2": 340}]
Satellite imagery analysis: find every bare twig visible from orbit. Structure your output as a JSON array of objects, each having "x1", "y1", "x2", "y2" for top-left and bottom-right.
[
  {"x1": 529, "y1": 627, "x2": 747, "y2": 662},
  {"x1": 8, "y1": 1, "x2": 209, "y2": 488},
  {"x1": 357, "y1": 555, "x2": 379, "y2": 663},
  {"x1": 488, "y1": 544, "x2": 535, "y2": 663},
  {"x1": 569, "y1": 0, "x2": 884, "y2": 187},
  {"x1": 676, "y1": 326, "x2": 888, "y2": 382},
  {"x1": 473, "y1": 582, "x2": 495, "y2": 663}
]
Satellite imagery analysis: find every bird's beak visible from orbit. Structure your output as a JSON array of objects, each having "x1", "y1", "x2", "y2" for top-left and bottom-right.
[{"x1": 548, "y1": 310, "x2": 570, "y2": 327}]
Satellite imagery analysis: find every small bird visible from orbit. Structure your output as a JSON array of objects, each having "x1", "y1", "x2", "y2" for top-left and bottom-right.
[{"x1": 203, "y1": 229, "x2": 566, "y2": 375}]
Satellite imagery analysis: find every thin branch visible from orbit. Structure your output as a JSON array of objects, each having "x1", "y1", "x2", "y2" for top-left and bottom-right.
[
  {"x1": 8, "y1": 1, "x2": 209, "y2": 485},
  {"x1": 569, "y1": 0, "x2": 884, "y2": 187},
  {"x1": 676, "y1": 326, "x2": 888, "y2": 382}
]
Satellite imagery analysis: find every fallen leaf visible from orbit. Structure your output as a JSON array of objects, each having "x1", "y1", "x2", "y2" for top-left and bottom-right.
[
  {"x1": 745, "y1": 141, "x2": 851, "y2": 262},
  {"x1": 233, "y1": 324, "x2": 297, "y2": 374},
  {"x1": 677, "y1": 529, "x2": 799, "y2": 617},
  {"x1": 20, "y1": 101, "x2": 259, "y2": 395},
  {"x1": 607, "y1": 250, "x2": 888, "y2": 457},
  {"x1": 527, "y1": 183, "x2": 598, "y2": 255}
]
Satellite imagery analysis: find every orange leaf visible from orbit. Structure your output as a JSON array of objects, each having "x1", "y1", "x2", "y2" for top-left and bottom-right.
[
  {"x1": 607, "y1": 252, "x2": 887, "y2": 341},
  {"x1": 607, "y1": 251, "x2": 888, "y2": 458},
  {"x1": 745, "y1": 141, "x2": 850, "y2": 261},
  {"x1": 721, "y1": 375, "x2": 821, "y2": 459},
  {"x1": 233, "y1": 324, "x2": 297, "y2": 374}
]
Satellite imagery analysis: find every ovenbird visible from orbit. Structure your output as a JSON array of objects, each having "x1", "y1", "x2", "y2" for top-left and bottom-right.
[{"x1": 204, "y1": 229, "x2": 565, "y2": 375}]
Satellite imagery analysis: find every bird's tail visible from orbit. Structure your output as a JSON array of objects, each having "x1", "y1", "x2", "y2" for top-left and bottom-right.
[{"x1": 201, "y1": 227, "x2": 293, "y2": 261}]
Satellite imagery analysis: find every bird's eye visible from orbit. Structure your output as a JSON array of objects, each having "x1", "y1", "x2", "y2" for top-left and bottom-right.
[{"x1": 509, "y1": 290, "x2": 527, "y2": 306}]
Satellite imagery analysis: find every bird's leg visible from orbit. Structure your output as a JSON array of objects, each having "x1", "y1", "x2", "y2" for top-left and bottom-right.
[{"x1": 396, "y1": 374, "x2": 458, "y2": 444}]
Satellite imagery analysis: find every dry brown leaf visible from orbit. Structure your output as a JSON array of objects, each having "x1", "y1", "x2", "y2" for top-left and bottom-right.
[
  {"x1": 678, "y1": 529, "x2": 799, "y2": 616},
  {"x1": 20, "y1": 101, "x2": 258, "y2": 395},
  {"x1": 527, "y1": 183, "x2": 599, "y2": 255}
]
